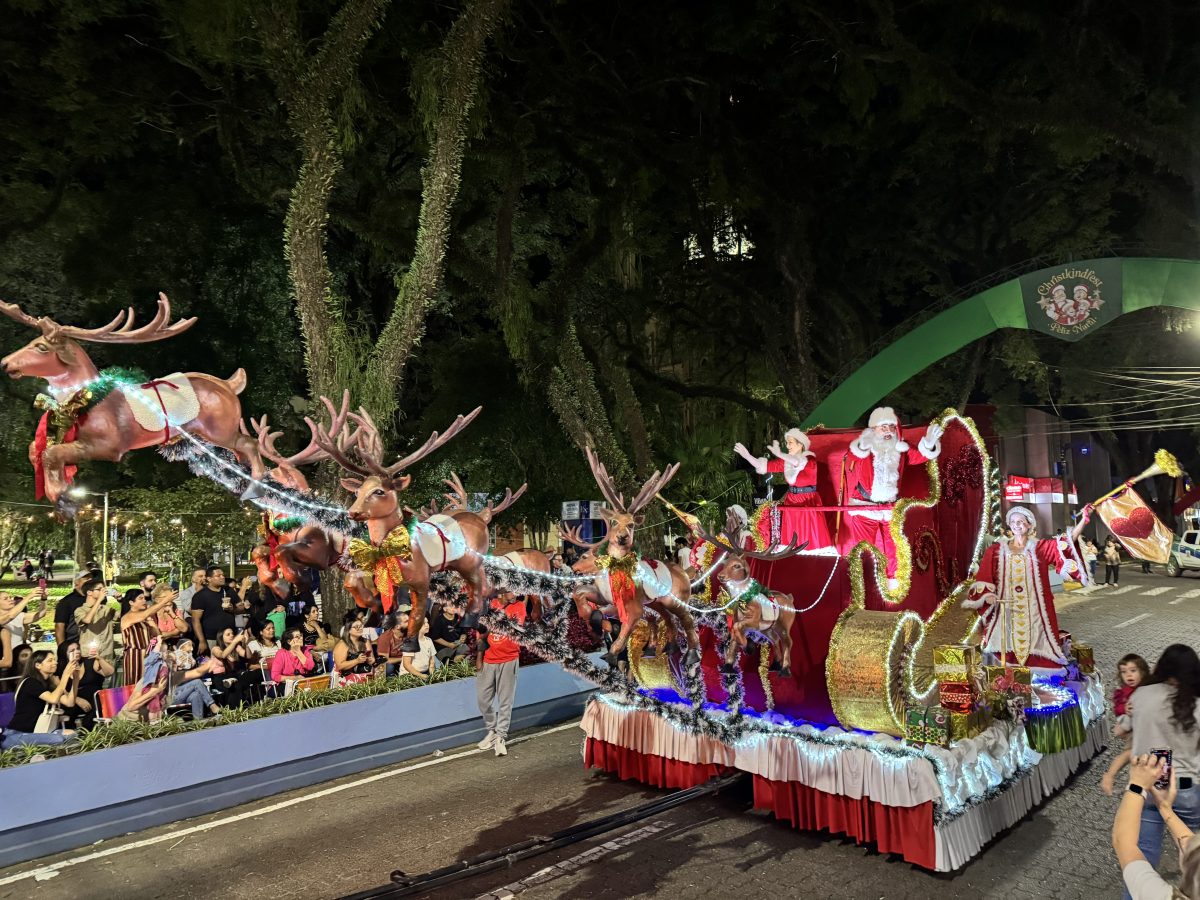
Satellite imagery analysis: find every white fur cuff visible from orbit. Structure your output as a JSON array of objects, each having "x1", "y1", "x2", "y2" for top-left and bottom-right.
[
  {"x1": 961, "y1": 594, "x2": 989, "y2": 610},
  {"x1": 849, "y1": 434, "x2": 871, "y2": 459},
  {"x1": 918, "y1": 436, "x2": 942, "y2": 459}
]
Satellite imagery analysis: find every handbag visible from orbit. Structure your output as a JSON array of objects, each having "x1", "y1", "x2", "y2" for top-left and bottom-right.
[{"x1": 35, "y1": 704, "x2": 63, "y2": 734}]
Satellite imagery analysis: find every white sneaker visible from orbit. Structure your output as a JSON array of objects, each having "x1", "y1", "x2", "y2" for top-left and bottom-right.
[
  {"x1": 478, "y1": 731, "x2": 496, "y2": 750},
  {"x1": 494, "y1": 738, "x2": 507, "y2": 757}
]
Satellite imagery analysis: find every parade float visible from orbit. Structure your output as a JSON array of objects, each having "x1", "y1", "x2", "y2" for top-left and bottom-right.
[{"x1": 0, "y1": 294, "x2": 1109, "y2": 872}]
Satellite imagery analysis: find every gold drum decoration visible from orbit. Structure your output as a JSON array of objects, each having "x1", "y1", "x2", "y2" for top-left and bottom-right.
[
  {"x1": 628, "y1": 619, "x2": 682, "y2": 693},
  {"x1": 826, "y1": 607, "x2": 923, "y2": 736}
]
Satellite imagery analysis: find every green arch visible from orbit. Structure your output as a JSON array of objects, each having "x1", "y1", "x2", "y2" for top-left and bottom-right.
[{"x1": 802, "y1": 257, "x2": 1200, "y2": 428}]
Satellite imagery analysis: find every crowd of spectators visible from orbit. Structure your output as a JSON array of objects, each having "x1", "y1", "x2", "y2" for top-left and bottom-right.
[{"x1": 0, "y1": 550, "x2": 596, "y2": 752}]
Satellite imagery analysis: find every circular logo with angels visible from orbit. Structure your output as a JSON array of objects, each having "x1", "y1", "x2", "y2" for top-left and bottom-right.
[{"x1": 1038, "y1": 281, "x2": 1103, "y2": 327}]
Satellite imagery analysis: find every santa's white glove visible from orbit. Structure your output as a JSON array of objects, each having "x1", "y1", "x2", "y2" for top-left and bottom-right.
[
  {"x1": 733, "y1": 442, "x2": 768, "y2": 475},
  {"x1": 919, "y1": 422, "x2": 944, "y2": 458}
]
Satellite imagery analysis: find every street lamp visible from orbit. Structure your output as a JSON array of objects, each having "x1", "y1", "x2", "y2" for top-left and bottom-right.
[{"x1": 69, "y1": 486, "x2": 109, "y2": 578}]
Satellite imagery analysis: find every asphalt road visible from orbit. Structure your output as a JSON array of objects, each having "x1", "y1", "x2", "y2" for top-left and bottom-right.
[{"x1": 3, "y1": 567, "x2": 1199, "y2": 900}]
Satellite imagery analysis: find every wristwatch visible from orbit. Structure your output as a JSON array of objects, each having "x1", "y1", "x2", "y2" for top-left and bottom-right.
[{"x1": 1128, "y1": 783, "x2": 1146, "y2": 796}]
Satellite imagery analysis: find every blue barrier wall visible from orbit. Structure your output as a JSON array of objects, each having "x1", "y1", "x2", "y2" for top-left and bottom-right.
[{"x1": 0, "y1": 659, "x2": 599, "y2": 868}]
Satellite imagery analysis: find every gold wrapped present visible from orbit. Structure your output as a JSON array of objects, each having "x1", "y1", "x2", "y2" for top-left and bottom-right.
[
  {"x1": 1072, "y1": 643, "x2": 1095, "y2": 675},
  {"x1": 946, "y1": 704, "x2": 994, "y2": 742},
  {"x1": 933, "y1": 643, "x2": 982, "y2": 682}
]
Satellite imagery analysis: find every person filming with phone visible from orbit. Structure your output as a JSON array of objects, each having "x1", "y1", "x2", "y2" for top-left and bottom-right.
[{"x1": 1118, "y1": 643, "x2": 1200, "y2": 899}]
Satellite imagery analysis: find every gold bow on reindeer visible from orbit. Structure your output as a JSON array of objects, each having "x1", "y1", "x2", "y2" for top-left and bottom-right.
[{"x1": 347, "y1": 524, "x2": 414, "y2": 608}]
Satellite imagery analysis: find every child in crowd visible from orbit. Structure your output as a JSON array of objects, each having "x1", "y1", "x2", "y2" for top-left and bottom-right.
[{"x1": 1101, "y1": 653, "x2": 1151, "y2": 795}]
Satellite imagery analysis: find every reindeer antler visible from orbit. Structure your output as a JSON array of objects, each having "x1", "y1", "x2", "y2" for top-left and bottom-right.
[
  {"x1": 442, "y1": 473, "x2": 470, "y2": 510},
  {"x1": 558, "y1": 521, "x2": 607, "y2": 550},
  {"x1": 582, "y1": 447, "x2": 680, "y2": 516},
  {"x1": 48, "y1": 293, "x2": 196, "y2": 344},
  {"x1": 253, "y1": 391, "x2": 354, "y2": 470},
  {"x1": 327, "y1": 407, "x2": 483, "y2": 484},
  {"x1": 694, "y1": 506, "x2": 809, "y2": 561},
  {"x1": 0, "y1": 300, "x2": 42, "y2": 330},
  {"x1": 479, "y1": 483, "x2": 527, "y2": 524}
]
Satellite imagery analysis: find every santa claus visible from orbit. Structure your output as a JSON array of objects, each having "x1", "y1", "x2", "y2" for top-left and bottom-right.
[{"x1": 842, "y1": 407, "x2": 943, "y2": 592}]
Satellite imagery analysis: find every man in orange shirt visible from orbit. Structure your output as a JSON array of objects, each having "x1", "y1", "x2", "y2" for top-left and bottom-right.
[{"x1": 475, "y1": 593, "x2": 526, "y2": 757}]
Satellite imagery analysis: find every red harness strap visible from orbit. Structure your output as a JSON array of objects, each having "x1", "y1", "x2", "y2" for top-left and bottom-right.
[{"x1": 140, "y1": 379, "x2": 179, "y2": 444}]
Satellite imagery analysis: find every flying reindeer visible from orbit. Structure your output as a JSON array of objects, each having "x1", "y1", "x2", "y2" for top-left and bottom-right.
[
  {"x1": 0, "y1": 294, "x2": 265, "y2": 506},
  {"x1": 563, "y1": 448, "x2": 701, "y2": 670},
  {"x1": 310, "y1": 401, "x2": 526, "y2": 647},
  {"x1": 691, "y1": 508, "x2": 807, "y2": 676},
  {"x1": 244, "y1": 391, "x2": 357, "y2": 594}
]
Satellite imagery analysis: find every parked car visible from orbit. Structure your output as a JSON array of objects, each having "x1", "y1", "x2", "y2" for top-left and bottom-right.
[{"x1": 1166, "y1": 530, "x2": 1200, "y2": 576}]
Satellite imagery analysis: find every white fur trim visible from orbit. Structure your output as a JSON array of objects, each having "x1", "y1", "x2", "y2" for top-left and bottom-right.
[
  {"x1": 918, "y1": 436, "x2": 941, "y2": 459},
  {"x1": 784, "y1": 428, "x2": 811, "y2": 452},
  {"x1": 849, "y1": 432, "x2": 871, "y2": 459},
  {"x1": 961, "y1": 594, "x2": 988, "y2": 610},
  {"x1": 896, "y1": 440, "x2": 910, "y2": 452},
  {"x1": 868, "y1": 407, "x2": 898, "y2": 428}
]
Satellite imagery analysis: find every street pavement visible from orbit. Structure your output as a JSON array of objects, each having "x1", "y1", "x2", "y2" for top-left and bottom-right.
[{"x1": 3, "y1": 568, "x2": 1200, "y2": 899}]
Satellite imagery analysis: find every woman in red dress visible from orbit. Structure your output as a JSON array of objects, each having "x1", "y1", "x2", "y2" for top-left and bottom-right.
[{"x1": 735, "y1": 429, "x2": 832, "y2": 550}]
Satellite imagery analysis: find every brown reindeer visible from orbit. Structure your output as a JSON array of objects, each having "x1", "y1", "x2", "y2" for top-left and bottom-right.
[
  {"x1": 563, "y1": 448, "x2": 701, "y2": 670},
  {"x1": 313, "y1": 402, "x2": 526, "y2": 648},
  {"x1": 245, "y1": 391, "x2": 357, "y2": 593},
  {"x1": 0, "y1": 294, "x2": 265, "y2": 505},
  {"x1": 692, "y1": 509, "x2": 807, "y2": 676}
]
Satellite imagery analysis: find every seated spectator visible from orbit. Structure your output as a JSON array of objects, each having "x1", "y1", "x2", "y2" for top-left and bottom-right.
[
  {"x1": 301, "y1": 605, "x2": 336, "y2": 652},
  {"x1": 210, "y1": 627, "x2": 253, "y2": 707},
  {"x1": 429, "y1": 604, "x2": 471, "y2": 665},
  {"x1": 376, "y1": 609, "x2": 412, "y2": 677},
  {"x1": 118, "y1": 638, "x2": 170, "y2": 722},
  {"x1": 62, "y1": 640, "x2": 112, "y2": 730},
  {"x1": 271, "y1": 629, "x2": 315, "y2": 688},
  {"x1": 1, "y1": 643, "x2": 32, "y2": 693},
  {"x1": 3, "y1": 650, "x2": 78, "y2": 746},
  {"x1": 403, "y1": 619, "x2": 437, "y2": 681},
  {"x1": 169, "y1": 639, "x2": 221, "y2": 719},
  {"x1": 282, "y1": 585, "x2": 316, "y2": 630},
  {"x1": 334, "y1": 617, "x2": 378, "y2": 684},
  {"x1": 152, "y1": 584, "x2": 190, "y2": 643},
  {"x1": 73, "y1": 579, "x2": 117, "y2": 669},
  {"x1": 247, "y1": 618, "x2": 281, "y2": 668},
  {"x1": 1113, "y1": 753, "x2": 1200, "y2": 898},
  {"x1": 342, "y1": 607, "x2": 380, "y2": 643}
]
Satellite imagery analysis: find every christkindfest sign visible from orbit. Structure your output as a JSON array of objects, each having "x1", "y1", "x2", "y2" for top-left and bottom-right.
[{"x1": 1019, "y1": 258, "x2": 1123, "y2": 341}]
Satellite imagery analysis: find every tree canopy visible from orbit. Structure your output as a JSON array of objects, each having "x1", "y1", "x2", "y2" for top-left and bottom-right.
[{"x1": 2, "y1": 0, "x2": 1199, "y2": 537}]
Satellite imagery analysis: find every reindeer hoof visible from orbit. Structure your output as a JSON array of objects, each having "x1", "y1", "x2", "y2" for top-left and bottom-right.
[
  {"x1": 641, "y1": 646, "x2": 657, "y2": 659},
  {"x1": 685, "y1": 649, "x2": 701, "y2": 670},
  {"x1": 719, "y1": 661, "x2": 736, "y2": 675},
  {"x1": 401, "y1": 637, "x2": 420, "y2": 654},
  {"x1": 768, "y1": 659, "x2": 781, "y2": 673},
  {"x1": 779, "y1": 666, "x2": 792, "y2": 678},
  {"x1": 54, "y1": 498, "x2": 79, "y2": 520},
  {"x1": 601, "y1": 652, "x2": 619, "y2": 668}
]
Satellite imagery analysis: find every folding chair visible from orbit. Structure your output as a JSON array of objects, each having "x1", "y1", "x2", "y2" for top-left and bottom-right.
[
  {"x1": 94, "y1": 684, "x2": 136, "y2": 724},
  {"x1": 286, "y1": 674, "x2": 331, "y2": 696}
]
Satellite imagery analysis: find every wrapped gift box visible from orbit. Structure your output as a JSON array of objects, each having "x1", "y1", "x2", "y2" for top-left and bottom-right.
[
  {"x1": 938, "y1": 681, "x2": 976, "y2": 713},
  {"x1": 946, "y1": 704, "x2": 994, "y2": 742},
  {"x1": 983, "y1": 664, "x2": 1032, "y2": 697},
  {"x1": 1072, "y1": 643, "x2": 1095, "y2": 675},
  {"x1": 905, "y1": 705, "x2": 949, "y2": 747},
  {"x1": 933, "y1": 643, "x2": 983, "y2": 682}
]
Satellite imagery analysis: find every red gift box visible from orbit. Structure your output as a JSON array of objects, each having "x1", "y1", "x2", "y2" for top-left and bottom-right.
[{"x1": 938, "y1": 681, "x2": 975, "y2": 713}]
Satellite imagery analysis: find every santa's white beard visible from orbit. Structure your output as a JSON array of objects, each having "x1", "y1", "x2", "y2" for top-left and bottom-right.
[{"x1": 860, "y1": 430, "x2": 902, "y2": 502}]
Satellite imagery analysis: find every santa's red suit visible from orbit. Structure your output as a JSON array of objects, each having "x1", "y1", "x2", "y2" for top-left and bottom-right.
[
  {"x1": 963, "y1": 535, "x2": 1084, "y2": 669},
  {"x1": 841, "y1": 425, "x2": 941, "y2": 577}
]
